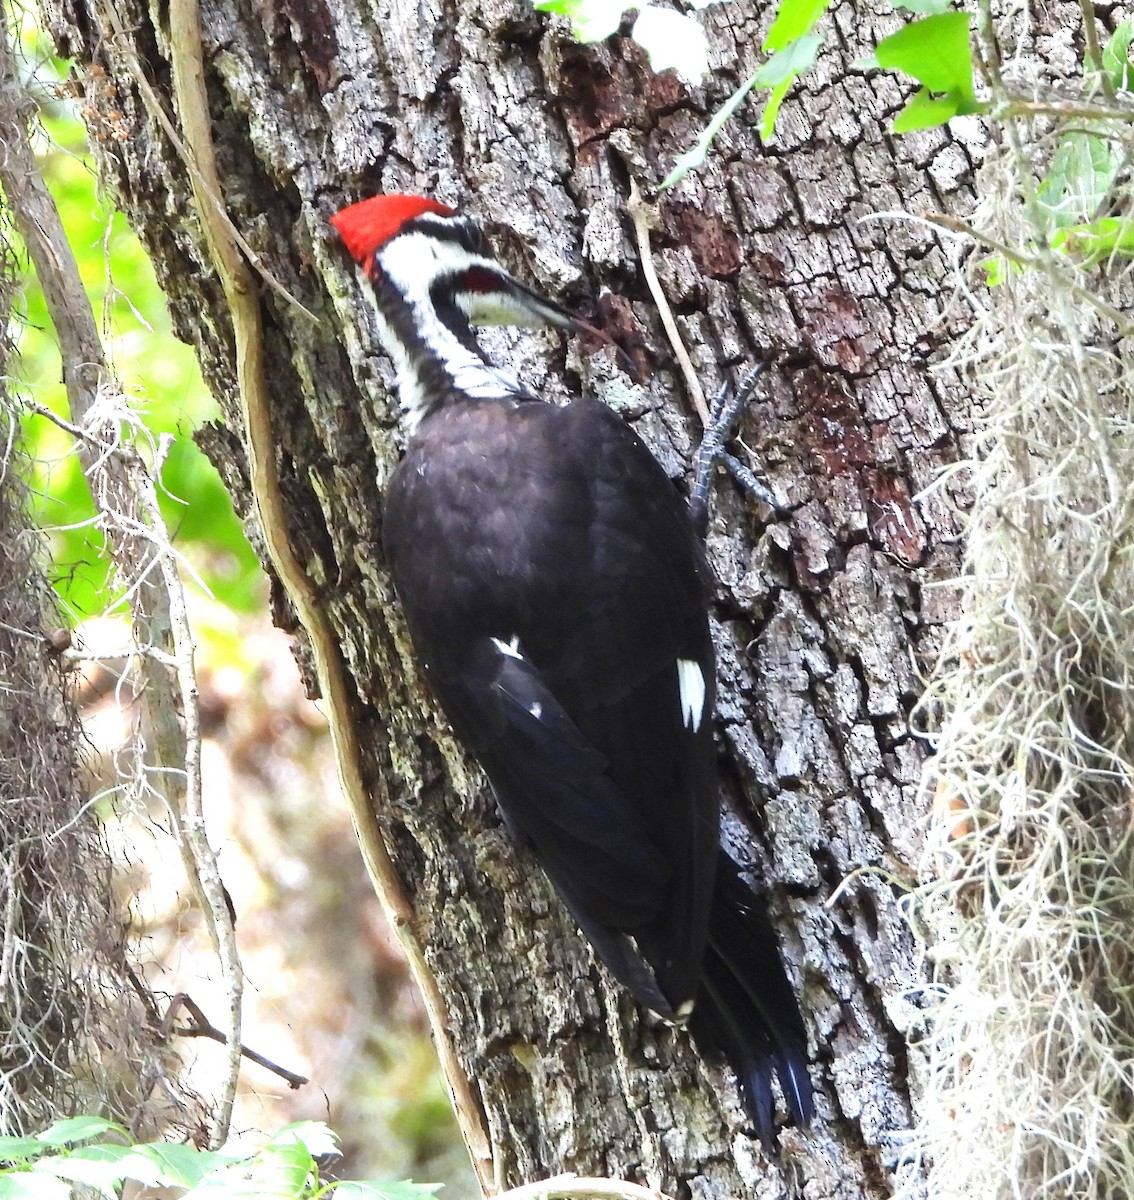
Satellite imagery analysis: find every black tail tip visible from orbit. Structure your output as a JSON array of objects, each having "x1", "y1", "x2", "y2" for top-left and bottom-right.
[
  {"x1": 690, "y1": 984, "x2": 814, "y2": 1150},
  {"x1": 739, "y1": 1045, "x2": 814, "y2": 1152},
  {"x1": 695, "y1": 853, "x2": 815, "y2": 1149}
]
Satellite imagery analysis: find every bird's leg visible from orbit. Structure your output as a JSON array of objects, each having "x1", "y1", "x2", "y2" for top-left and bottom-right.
[{"x1": 690, "y1": 363, "x2": 781, "y2": 538}]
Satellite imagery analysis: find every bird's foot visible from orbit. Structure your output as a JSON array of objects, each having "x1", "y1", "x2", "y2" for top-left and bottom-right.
[{"x1": 690, "y1": 363, "x2": 781, "y2": 537}]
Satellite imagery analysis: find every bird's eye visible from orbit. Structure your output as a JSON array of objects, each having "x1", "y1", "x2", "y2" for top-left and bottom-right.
[{"x1": 458, "y1": 220, "x2": 487, "y2": 257}]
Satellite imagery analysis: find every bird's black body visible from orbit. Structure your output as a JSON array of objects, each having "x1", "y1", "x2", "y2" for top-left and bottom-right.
[
  {"x1": 385, "y1": 394, "x2": 718, "y2": 1017},
  {"x1": 333, "y1": 194, "x2": 813, "y2": 1143}
]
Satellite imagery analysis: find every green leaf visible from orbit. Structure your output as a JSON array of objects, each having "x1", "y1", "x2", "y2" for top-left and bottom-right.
[
  {"x1": 754, "y1": 32, "x2": 824, "y2": 86},
  {"x1": 531, "y1": 0, "x2": 627, "y2": 42},
  {"x1": 267, "y1": 1123, "x2": 340, "y2": 1160},
  {"x1": 245, "y1": 1142, "x2": 314, "y2": 1199},
  {"x1": 660, "y1": 71, "x2": 761, "y2": 188},
  {"x1": 35, "y1": 1117, "x2": 121, "y2": 1147},
  {"x1": 332, "y1": 1183, "x2": 443, "y2": 1200},
  {"x1": 64, "y1": 1143, "x2": 222, "y2": 1192},
  {"x1": 0, "y1": 1140, "x2": 50, "y2": 1165},
  {"x1": 181, "y1": 1143, "x2": 314, "y2": 1200},
  {"x1": 1052, "y1": 216, "x2": 1134, "y2": 263},
  {"x1": 31, "y1": 1145, "x2": 139, "y2": 1196},
  {"x1": 758, "y1": 73, "x2": 796, "y2": 141},
  {"x1": 892, "y1": 85, "x2": 960, "y2": 132},
  {"x1": 131, "y1": 1141, "x2": 231, "y2": 1188},
  {"x1": 1103, "y1": 18, "x2": 1133, "y2": 92},
  {"x1": 1037, "y1": 132, "x2": 1119, "y2": 231},
  {"x1": 631, "y1": 6, "x2": 709, "y2": 83},
  {"x1": 0, "y1": 1175, "x2": 72, "y2": 1200},
  {"x1": 979, "y1": 255, "x2": 1010, "y2": 286},
  {"x1": 658, "y1": 31, "x2": 822, "y2": 187},
  {"x1": 875, "y1": 11, "x2": 975, "y2": 103},
  {"x1": 652, "y1": 27, "x2": 820, "y2": 182},
  {"x1": 756, "y1": 33, "x2": 823, "y2": 140},
  {"x1": 764, "y1": 0, "x2": 832, "y2": 52}
]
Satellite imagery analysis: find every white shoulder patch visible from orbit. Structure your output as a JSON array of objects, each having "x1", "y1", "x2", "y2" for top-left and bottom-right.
[
  {"x1": 677, "y1": 658, "x2": 706, "y2": 732},
  {"x1": 491, "y1": 635, "x2": 524, "y2": 660}
]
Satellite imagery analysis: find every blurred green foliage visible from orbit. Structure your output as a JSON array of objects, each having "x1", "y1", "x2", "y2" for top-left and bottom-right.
[
  {"x1": 12, "y1": 20, "x2": 261, "y2": 622},
  {"x1": 0, "y1": 1116, "x2": 443, "y2": 1200}
]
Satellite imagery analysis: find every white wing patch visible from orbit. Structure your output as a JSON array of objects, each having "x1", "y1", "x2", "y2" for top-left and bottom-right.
[
  {"x1": 493, "y1": 637, "x2": 540, "y2": 719},
  {"x1": 492, "y1": 635, "x2": 524, "y2": 660},
  {"x1": 677, "y1": 658, "x2": 706, "y2": 732}
]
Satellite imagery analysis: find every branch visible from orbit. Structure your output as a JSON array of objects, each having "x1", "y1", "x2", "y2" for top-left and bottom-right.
[{"x1": 165, "y1": 993, "x2": 309, "y2": 1090}]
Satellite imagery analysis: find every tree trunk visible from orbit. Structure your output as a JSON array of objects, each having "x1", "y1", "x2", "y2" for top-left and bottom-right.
[{"x1": 36, "y1": 0, "x2": 978, "y2": 1193}]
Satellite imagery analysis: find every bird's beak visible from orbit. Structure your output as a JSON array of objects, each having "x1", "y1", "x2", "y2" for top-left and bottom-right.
[{"x1": 500, "y1": 277, "x2": 640, "y2": 380}]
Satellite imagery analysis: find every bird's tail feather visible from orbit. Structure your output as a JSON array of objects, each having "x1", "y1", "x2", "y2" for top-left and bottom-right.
[{"x1": 689, "y1": 853, "x2": 812, "y2": 1146}]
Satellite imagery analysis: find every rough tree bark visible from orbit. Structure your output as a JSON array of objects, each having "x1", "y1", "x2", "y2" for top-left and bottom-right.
[{"x1": 35, "y1": 0, "x2": 982, "y2": 1194}]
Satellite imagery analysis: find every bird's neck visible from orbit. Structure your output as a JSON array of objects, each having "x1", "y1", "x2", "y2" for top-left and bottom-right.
[{"x1": 373, "y1": 284, "x2": 526, "y2": 432}]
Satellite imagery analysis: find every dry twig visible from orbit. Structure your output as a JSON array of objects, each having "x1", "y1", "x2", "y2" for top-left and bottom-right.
[
  {"x1": 164, "y1": 994, "x2": 308, "y2": 1090},
  {"x1": 627, "y1": 178, "x2": 710, "y2": 427}
]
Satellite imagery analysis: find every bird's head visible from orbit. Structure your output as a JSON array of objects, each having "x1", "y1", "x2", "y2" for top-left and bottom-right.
[{"x1": 331, "y1": 193, "x2": 587, "y2": 334}]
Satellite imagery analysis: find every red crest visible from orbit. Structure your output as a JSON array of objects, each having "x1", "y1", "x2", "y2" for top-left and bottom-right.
[{"x1": 331, "y1": 194, "x2": 457, "y2": 265}]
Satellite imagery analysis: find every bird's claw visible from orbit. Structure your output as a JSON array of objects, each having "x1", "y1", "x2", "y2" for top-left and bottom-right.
[{"x1": 690, "y1": 363, "x2": 780, "y2": 537}]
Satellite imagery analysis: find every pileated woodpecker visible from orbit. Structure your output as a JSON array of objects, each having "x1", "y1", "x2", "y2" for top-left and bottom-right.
[{"x1": 332, "y1": 194, "x2": 813, "y2": 1143}]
